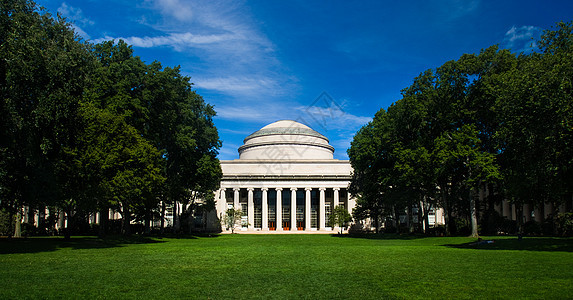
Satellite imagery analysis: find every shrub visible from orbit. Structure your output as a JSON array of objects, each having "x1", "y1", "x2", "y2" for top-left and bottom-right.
[
  {"x1": 555, "y1": 212, "x2": 573, "y2": 236},
  {"x1": 523, "y1": 220, "x2": 541, "y2": 235},
  {"x1": 0, "y1": 209, "x2": 14, "y2": 236},
  {"x1": 499, "y1": 218, "x2": 518, "y2": 235}
]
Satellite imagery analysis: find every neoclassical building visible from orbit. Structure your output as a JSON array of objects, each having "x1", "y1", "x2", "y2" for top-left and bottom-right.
[{"x1": 215, "y1": 120, "x2": 355, "y2": 232}]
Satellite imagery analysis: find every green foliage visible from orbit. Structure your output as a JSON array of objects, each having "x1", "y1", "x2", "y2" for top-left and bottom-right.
[
  {"x1": 0, "y1": 209, "x2": 14, "y2": 236},
  {"x1": 0, "y1": 1, "x2": 221, "y2": 236},
  {"x1": 328, "y1": 205, "x2": 353, "y2": 234},
  {"x1": 555, "y1": 212, "x2": 573, "y2": 236},
  {"x1": 222, "y1": 208, "x2": 243, "y2": 234},
  {"x1": 349, "y1": 21, "x2": 573, "y2": 236}
]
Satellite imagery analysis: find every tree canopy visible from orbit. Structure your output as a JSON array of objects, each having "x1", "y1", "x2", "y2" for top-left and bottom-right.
[
  {"x1": 0, "y1": 0, "x2": 222, "y2": 237},
  {"x1": 349, "y1": 22, "x2": 573, "y2": 237}
]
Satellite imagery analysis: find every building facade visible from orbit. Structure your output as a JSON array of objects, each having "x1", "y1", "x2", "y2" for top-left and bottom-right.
[{"x1": 215, "y1": 120, "x2": 355, "y2": 232}]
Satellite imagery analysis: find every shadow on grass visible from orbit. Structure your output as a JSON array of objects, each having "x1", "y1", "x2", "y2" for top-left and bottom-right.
[
  {"x1": 0, "y1": 235, "x2": 166, "y2": 254},
  {"x1": 331, "y1": 233, "x2": 430, "y2": 240},
  {"x1": 444, "y1": 237, "x2": 573, "y2": 252},
  {"x1": 154, "y1": 233, "x2": 221, "y2": 239}
]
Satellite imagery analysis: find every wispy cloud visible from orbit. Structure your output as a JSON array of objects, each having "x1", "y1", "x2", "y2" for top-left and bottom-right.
[
  {"x1": 145, "y1": 0, "x2": 194, "y2": 23},
  {"x1": 57, "y1": 2, "x2": 93, "y2": 39},
  {"x1": 215, "y1": 106, "x2": 280, "y2": 123},
  {"x1": 94, "y1": 32, "x2": 236, "y2": 51},
  {"x1": 503, "y1": 25, "x2": 542, "y2": 53},
  {"x1": 194, "y1": 76, "x2": 283, "y2": 97},
  {"x1": 95, "y1": 0, "x2": 291, "y2": 102}
]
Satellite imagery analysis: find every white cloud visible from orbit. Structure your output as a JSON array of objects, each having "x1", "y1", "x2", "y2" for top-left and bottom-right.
[
  {"x1": 95, "y1": 0, "x2": 286, "y2": 99},
  {"x1": 194, "y1": 76, "x2": 281, "y2": 96},
  {"x1": 294, "y1": 105, "x2": 371, "y2": 132},
  {"x1": 94, "y1": 32, "x2": 236, "y2": 51},
  {"x1": 147, "y1": 0, "x2": 194, "y2": 23},
  {"x1": 57, "y1": 3, "x2": 94, "y2": 39},
  {"x1": 58, "y1": 3, "x2": 94, "y2": 26},
  {"x1": 215, "y1": 106, "x2": 279, "y2": 123},
  {"x1": 504, "y1": 25, "x2": 541, "y2": 53}
]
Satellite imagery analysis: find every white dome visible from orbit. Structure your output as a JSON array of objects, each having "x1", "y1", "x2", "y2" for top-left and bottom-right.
[{"x1": 238, "y1": 120, "x2": 334, "y2": 160}]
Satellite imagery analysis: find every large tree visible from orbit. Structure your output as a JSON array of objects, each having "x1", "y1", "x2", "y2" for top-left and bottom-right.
[
  {"x1": 0, "y1": 0, "x2": 94, "y2": 236},
  {"x1": 88, "y1": 40, "x2": 222, "y2": 233}
]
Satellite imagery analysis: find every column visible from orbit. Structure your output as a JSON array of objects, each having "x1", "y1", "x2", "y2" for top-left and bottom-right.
[
  {"x1": 305, "y1": 187, "x2": 312, "y2": 230},
  {"x1": 534, "y1": 205, "x2": 543, "y2": 223},
  {"x1": 545, "y1": 202, "x2": 554, "y2": 219},
  {"x1": 219, "y1": 188, "x2": 226, "y2": 214},
  {"x1": 262, "y1": 188, "x2": 268, "y2": 230},
  {"x1": 276, "y1": 188, "x2": 283, "y2": 231},
  {"x1": 319, "y1": 188, "x2": 326, "y2": 230},
  {"x1": 523, "y1": 203, "x2": 531, "y2": 222},
  {"x1": 333, "y1": 188, "x2": 340, "y2": 208},
  {"x1": 502, "y1": 199, "x2": 511, "y2": 220},
  {"x1": 291, "y1": 188, "x2": 297, "y2": 231},
  {"x1": 233, "y1": 188, "x2": 240, "y2": 209},
  {"x1": 333, "y1": 188, "x2": 340, "y2": 232},
  {"x1": 347, "y1": 190, "x2": 356, "y2": 214},
  {"x1": 247, "y1": 188, "x2": 254, "y2": 230}
]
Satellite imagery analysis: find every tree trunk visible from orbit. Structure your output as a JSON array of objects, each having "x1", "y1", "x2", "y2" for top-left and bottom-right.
[
  {"x1": 443, "y1": 192, "x2": 451, "y2": 236},
  {"x1": 144, "y1": 210, "x2": 151, "y2": 235},
  {"x1": 406, "y1": 205, "x2": 412, "y2": 233},
  {"x1": 516, "y1": 201, "x2": 524, "y2": 234},
  {"x1": 160, "y1": 201, "x2": 166, "y2": 234},
  {"x1": 173, "y1": 201, "x2": 178, "y2": 234},
  {"x1": 38, "y1": 206, "x2": 46, "y2": 232},
  {"x1": 14, "y1": 208, "x2": 22, "y2": 238},
  {"x1": 98, "y1": 208, "x2": 108, "y2": 238},
  {"x1": 122, "y1": 207, "x2": 131, "y2": 236},
  {"x1": 470, "y1": 189, "x2": 479, "y2": 238},
  {"x1": 64, "y1": 209, "x2": 72, "y2": 240},
  {"x1": 391, "y1": 205, "x2": 398, "y2": 233},
  {"x1": 374, "y1": 212, "x2": 379, "y2": 234}
]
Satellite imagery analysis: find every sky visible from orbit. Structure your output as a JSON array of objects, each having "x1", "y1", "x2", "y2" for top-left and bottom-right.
[{"x1": 37, "y1": 0, "x2": 573, "y2": 160}]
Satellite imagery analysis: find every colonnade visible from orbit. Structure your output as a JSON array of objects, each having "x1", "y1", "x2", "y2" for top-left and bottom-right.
[{"x1": 218, "y1": 187, "x2": 351, "y2": 232}]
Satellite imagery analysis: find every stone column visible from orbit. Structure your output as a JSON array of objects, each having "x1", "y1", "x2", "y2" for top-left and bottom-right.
[
  {"x1": 523, "y1": 203, "x2": 531, "y2": 222},
  {"x1": 276, "y1": 188, "x2": 283, "y2": 231},
  {"x1": 502, "y1": 199, "x2": 511, "y2": 220},
  {"x1": 333, "y1": 188, "x2": 340, "y2": 208},
  {"x1": 233, "y1": 188, "x2": 240, "y2": 209},
  {"x1": 291, "y1": 188, "x2": 297, "y2": 231},
  {"x1": 534, "y1": 205, "x2": 543, "y2": 223},
  {"x1": 319, "y1": 188, "x2": 326, "y2": 230},
  {"x1": 347, "y1": 190, "x2": 356, "y2": 214},
  {"x1": 333, "y1": 188, "x2": 340, "y2": 232},
  {"x1": 545, "y1": 202, "x2": 554, "y2": 219},
  {"x1": 262, "y1": 188, "x2": 268, "y2": 230},
  {"x1": 305, "y1": 187, "x2": 312, "y2": 230},
  {"x1": 247, "y1": 188, "x2": 254, "y2": 230},
  {"x1": 219, "y1": 188, "x2": 226, "y2": 215}
]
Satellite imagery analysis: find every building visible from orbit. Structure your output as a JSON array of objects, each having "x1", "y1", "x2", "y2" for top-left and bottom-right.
[{"x1": 215, "y1": 120, "x2": 356, "y2": 232}]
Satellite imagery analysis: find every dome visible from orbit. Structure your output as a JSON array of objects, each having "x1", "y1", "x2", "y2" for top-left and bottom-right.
[{"x1": 238, "y1": 120, "x2": 335, "y2": 160}]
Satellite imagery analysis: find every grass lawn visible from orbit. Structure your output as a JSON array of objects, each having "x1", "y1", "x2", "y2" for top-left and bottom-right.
[{"x1": 1, "y1": 234, "x2": 572, "y2": 299}]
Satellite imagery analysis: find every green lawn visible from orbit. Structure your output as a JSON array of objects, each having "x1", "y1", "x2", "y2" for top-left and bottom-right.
[{"x1": 1, "y1": 234, "x2": 572, "y2": 299}]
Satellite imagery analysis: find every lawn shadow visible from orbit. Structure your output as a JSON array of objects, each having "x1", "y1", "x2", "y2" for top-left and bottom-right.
[
  {"x1": 155, "y1": 233, "x2": 221, "y2": 239},
  {"x1": 332, "y1": 233, "x2": 430, "y2": 240},
  {"x1": 443, "y1": 237, "x2": 573, "y2": 252},
  {"x1": 0, "y1": 235, "x2": 166, "y2": 255}
]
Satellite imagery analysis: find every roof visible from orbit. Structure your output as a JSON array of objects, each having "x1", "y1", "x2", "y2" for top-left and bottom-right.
[{"x1": 243, "y1": 120, "x2": 328, "y2": 143}]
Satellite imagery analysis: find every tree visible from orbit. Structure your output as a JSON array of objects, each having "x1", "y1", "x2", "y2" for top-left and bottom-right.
[
  {"x1": 434, "y1": 125, "x2": 501, "y2": 237},
  {"x1": 0, "y1": 0, "x2": 94, "y2": 236},
  {"x1": 222, "y1": 207, "x2": 243, "y2": 234},
  {"x1": 61, "y1": 104, "x2": 165, "y2": 236},
  {"x1": 89, "y1": 41, "x2": 222, "y2": 234},
  {"x1": 329, "y1": 205, "x2": 353, "y2": 234}
]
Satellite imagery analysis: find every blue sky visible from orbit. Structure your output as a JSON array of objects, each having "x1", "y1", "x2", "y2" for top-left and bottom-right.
[{"x1": 37, "y1": 0, "x2": 573, "y2": 160}]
